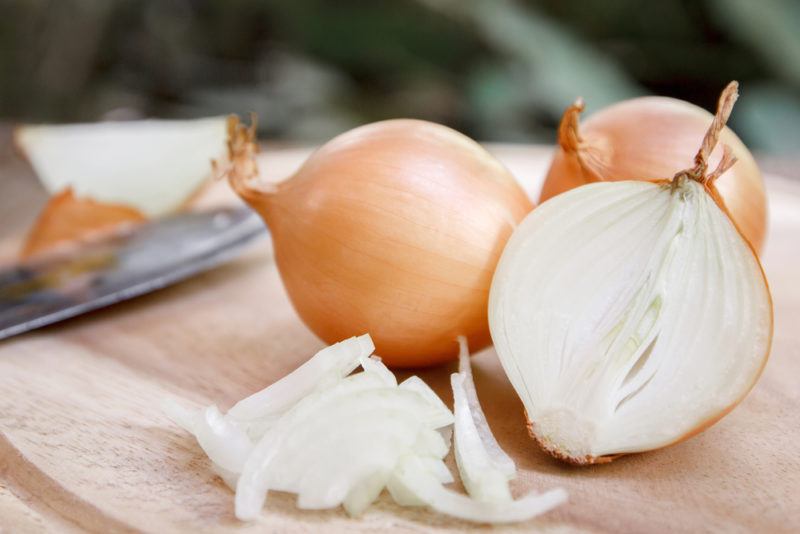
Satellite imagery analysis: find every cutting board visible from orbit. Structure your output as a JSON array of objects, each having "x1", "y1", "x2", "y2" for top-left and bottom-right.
[{"x1": 0, "y1": 144, "x2": 798, "y2": 533}]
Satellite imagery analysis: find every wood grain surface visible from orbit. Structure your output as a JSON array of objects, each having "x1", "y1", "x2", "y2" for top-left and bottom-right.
[{"x1": 0, "y1": 142, "x2": 798, "y2": 533}]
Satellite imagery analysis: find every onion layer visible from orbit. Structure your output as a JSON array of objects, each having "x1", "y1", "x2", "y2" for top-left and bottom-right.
[
  {"x1": 221, "y1": 118, "x2": 533, "y2": 367},
  {"x1": 541, "y1": 84, "x2": 767, "y2": 251}
]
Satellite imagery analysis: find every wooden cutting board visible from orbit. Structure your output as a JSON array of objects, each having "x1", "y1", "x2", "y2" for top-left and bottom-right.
[{"x1": 0, "y1": 144, "x2": 798, "y2": 534}]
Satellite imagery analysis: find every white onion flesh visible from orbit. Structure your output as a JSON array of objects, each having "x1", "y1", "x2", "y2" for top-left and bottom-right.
[
  {"x1": 451, "y1": 374, "x2": 512, "y2": 503},
  {"x1": 489, "y1": 180, "x2": 772, "y2": 461},
  {"x1": 456, "y1": 336, "x2": 516, "y2": 477},
  {"x1": 164, "y1": 334, "x2": 567, "y2": 524},
  {"x1": 388, "y1": 456, "x2": 567, "y2": 524},
  {"x1": 227, "y1": 334, "x2": 374, "y2": 422},
  {"x1": 15, "y1": 117, "x2": 227, "y2": 216}
]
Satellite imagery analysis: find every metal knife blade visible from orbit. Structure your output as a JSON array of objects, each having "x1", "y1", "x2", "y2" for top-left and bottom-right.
[{"x1": 0, "y1": 206, "x2": 265, "y2": 341}]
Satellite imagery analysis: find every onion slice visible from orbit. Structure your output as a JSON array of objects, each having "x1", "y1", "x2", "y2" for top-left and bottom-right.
[
  {"x1": 388, "y1": 455, "x2": 567, "y2": 524},
  {"x1": 227, "y1": 334, "x2": 374, "y2": 421},
  {"x1": 456, "y1": 336, "x2": 516, "y2": 477}
]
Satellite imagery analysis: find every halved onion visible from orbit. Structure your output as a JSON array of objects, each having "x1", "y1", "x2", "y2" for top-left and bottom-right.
[{"x1": 489, "y1": 179, "x2": 773, "y2": 463}]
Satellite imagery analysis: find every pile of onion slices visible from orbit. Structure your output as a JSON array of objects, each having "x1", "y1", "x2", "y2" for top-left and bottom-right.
[{"x1": 163, "y1": 335, "x2": 566, "y2": 523}]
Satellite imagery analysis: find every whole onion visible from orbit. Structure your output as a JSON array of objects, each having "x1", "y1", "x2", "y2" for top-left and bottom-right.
[
  {"x1": 222, "y1": 118, "x2": 533, "y2": 367},
  {"x1": 541, "y1": 91, "x2": 767, "y2": 251}
]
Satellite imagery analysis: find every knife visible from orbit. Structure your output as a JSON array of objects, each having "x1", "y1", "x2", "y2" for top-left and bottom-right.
[{"x1": 0, "y1": 207, "x2": 265, "y2": 341}]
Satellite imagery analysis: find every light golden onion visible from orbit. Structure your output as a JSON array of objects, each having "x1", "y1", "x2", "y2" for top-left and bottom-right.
[
  {"x1": 541, "y1": 94, "x2": 767, "y2": 251},
  {"x1": 223, "y1": 118, "x2": 533, "y2": 368}
]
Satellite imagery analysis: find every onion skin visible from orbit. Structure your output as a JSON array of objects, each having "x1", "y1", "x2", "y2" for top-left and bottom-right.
[
  {"x1": 20, "y1": 188, "x2": 146, "y2": 259},
  {"x1": 542, "y1": 96, "x2": 767, "y2": 252},
  {"x1": 226, "y1": 118, "x2": 533, "y2": 368}
]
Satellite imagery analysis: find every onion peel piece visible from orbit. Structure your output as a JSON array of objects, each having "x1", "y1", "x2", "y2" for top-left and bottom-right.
[{"x1": 20, "y1": 188, "x2": 146, "y2": 259}]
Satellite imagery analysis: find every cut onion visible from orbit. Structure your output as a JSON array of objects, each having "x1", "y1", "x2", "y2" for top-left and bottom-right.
[
  {"x1": 489, "y1": 178, "x2": 772, "y2": 463},
  {"x1": 388, "y1": 456, "x2": 567, "y2": 524},
  {"x1": 227, "y1": 334, "x2": 374, "y2": 422},
  {"x1": 451, "y1": 373, "x2": 512, "y2": 503},
  {"x1": 15, "y1": 117, "x2": 227, "y2": 217},
  {"x1": 456, "y1": 336, "x2": 515, "y2": 477}
]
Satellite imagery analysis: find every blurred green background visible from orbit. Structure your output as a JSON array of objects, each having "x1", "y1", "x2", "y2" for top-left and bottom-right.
[{"x1": 2, "y1": 0, "x2": 799, "y2": 153}]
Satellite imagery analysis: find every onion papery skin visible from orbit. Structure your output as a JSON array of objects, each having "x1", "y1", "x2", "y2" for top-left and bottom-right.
[
  {"x1": 231, "y1": 119, "x2": 533, "y2": 368},
  {"x1": 542, "y1": 97, "x2": 767, "y2": 252}
]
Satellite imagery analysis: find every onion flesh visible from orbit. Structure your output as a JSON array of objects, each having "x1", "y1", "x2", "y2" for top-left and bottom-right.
[
  {"x1": 489, "y1": 178, "x2": 772, "y2": 463},
  {"x1": 15, "y1": 117, "x2": 227, "y2": 217},
  {"x1": 226, "y1": 334, "x2": 374, "y2": 422},
  {"x1": 388, "y1": 456, "x2": 567, "y2": 524},
  {"x1": 456, "y1": 336, "x2": 516, "y2": 478},
  {"x1": 164, "y1": 334, "x2": 567, "y2": 524}
]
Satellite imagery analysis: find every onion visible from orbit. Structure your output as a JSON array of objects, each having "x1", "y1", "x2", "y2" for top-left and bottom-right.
[
  {"x1": 541, "y1": 82, "x2": 767, "y2": 252},
  {"x1": 15, "y1": 117, "x2": 227, "y2": 217},
  {"x1": 220, "y1": 118, "x2": 533, "y2": 367},
  {"x1": 164, "y1": 334, "x2": 567, "y2": 524},
  {"x1": 15, "y1": 117, "x2": 227, "y2": 257},
  {"x1": 489, "y1": 83, "x2": 773, "y2": 464}
]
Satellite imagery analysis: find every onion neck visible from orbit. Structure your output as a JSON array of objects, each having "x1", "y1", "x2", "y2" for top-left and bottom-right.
[
  {"x1": 215, "y1": 114, "x2": 280, "y2": 227},
  {"x1": 672, "y1": 81, "x2": 739, "y2": 193},
  {"x1": 557, "y1": 98, "x2": 585, "y2": 153},
  {"x1": 556, "y1": 98, "x2": 609, "y2": 185}
]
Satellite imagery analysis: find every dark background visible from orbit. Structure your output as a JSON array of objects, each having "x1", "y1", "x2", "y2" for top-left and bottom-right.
[{"x1": 2, "y1": 0, "x2": 799, "y2": 153}]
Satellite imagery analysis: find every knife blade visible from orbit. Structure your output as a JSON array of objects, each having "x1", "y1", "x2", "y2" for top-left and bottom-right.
[{"x1": 0, "y1": 206, "x2": 265, "y2": 341}]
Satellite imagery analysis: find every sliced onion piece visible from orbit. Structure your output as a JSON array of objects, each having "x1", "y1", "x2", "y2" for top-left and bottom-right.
[
  {"x1": 15, "y1": 117, "x2": 227, "y2": 217},
  {"x1": 227, "y1": 334, "x2": 374, "y2": 421},
  {"x1": 399, "y1": 376, "x2": 455, "y2": 430},
  {"x1": 451, "y1": 373, "x2": 511, "y2": 503},
  {"x1": 359, "y1": 355, "x2": 397, "y2": 387},
  {"x1": 235, "y1": 385, "x2": 445, "y2": 520},
  {"x1": 388, "y1": 456, "x2": 567, "y2": 524},
  {"x1": 343, "y1": 470, "x2": 391, "y2": 517},
  {"x1": 456, "y1": 337, "x2": 516, "y2": 477},
  {"x1": 162, "y1": 401, "x2": 252, "y2": 474}
]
